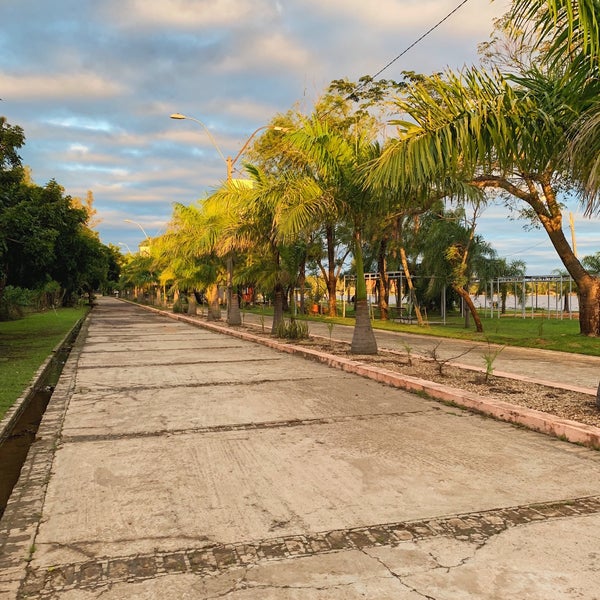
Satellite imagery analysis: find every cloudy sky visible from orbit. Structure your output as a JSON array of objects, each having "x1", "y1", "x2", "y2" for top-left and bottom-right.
[{"x1": 1, "y1": 0, "x2": 597, "y2": 274}]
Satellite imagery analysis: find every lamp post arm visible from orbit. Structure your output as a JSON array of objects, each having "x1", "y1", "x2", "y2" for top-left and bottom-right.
[
  {"x1": 170, "y1": 113, "x2": 227, "y2": 164},
  {"x1": 228, "y1": 125, "x2": 272, "y2": 175},
  {"x1": 124, "y1": 219, "x2": 150, "y2": 240}
]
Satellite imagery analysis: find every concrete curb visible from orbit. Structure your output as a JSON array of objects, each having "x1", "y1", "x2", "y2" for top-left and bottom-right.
[{"x1": 129, "y1": 302, "x2": 600, "y2": 450}]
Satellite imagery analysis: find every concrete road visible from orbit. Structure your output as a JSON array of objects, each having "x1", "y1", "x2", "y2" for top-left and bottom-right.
[{"x1": 2, "y1": 297, "x2": 600, "y2": 599}]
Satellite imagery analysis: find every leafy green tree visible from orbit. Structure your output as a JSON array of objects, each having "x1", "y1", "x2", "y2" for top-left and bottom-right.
[
  {"x1": 1, "y1": 119, "x2": 112, "y2": 309},
  {"x1": 417, "y1": 206, "x2": 496, "y2": 331},
  {"x1": 582, "y1": 252, "x2": 600, "y2": 275},
  {"x1": 0, "y1": 117, "x2": 26, "y2": 301}
]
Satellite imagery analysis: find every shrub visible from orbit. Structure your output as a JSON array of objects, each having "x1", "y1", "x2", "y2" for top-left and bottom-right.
[
  {"x1": 172, "y1": 298, "x2": 188, "y2": 313},
  {"x1": 0, "y1": 286, "x2": 34, "y2": 320},
  {"x1": 275, "y1": 319, "x2": 310, "y2": 340}
]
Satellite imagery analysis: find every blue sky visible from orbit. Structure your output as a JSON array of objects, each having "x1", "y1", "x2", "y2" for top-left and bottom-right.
[{"x1": 1, "y1": 0, "x2": 597, "y2": 274}]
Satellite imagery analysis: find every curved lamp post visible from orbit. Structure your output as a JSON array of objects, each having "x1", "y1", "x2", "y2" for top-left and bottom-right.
[
  {"x1": 170, "y1": 112, "x2": 285, "y2": 325},
  {"x1": 124, "y1": 219, "x2": 150, "y2": 240}
]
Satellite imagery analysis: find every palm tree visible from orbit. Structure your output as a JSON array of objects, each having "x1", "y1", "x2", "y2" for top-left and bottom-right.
[
  {"x1": 280, "y1": 117, "x2": 384, "y2": 353},
  {"x1": 511, "y1": 0, "x2": 600, "y2": 210},
  {"x1": 369, "y1": 58, "x2": 600, "y2": 336},
  {"x1": 582, "y1": 252, "x2": 600, "y2": 275},
  {"x1": 207, "y1": 166, "x2": 311, "y2": 334},
  {"x1": 156, "y1": 202, "x2": 225, "y2": 320}
]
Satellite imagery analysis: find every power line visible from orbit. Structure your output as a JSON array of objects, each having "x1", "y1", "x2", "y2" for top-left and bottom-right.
[{"x1": 354, "y1": 0, "x2": 471, "y2": 95}]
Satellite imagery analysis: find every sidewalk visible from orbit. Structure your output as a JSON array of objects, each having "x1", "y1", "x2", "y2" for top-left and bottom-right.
[{"x1": 2, "y1": 296, "x2": 600, "y2": 599}]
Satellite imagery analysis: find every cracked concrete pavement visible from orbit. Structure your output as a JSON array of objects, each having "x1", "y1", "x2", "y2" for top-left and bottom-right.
[{"x1": 2, "y1": 296, "x2": 600, "y2": 599}]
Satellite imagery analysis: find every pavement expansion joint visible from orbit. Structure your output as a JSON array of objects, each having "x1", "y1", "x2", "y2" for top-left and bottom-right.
[
  {"x1": 59, "y1": 410, "x2": 433, "y2": 443},
  {"x1": 18, "y1": 495, "x2": 600, "y2": 598},
  {"x1": 82, "y1": 344, "x2": 246, "y2": 354},
  {"x1": 75, "y1": 357, "x2": 280, "y2": 370},
  {"x1": 76, "y1": 377, "x2": 312, "y2": 394}
]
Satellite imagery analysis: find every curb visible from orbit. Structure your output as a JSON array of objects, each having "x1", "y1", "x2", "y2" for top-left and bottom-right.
[{"x1": 128, "y1": 301, "x2": 600, "y2": 450}]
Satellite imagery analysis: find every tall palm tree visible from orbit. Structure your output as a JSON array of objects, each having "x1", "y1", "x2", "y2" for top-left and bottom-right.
[
  {"x1": 207, "y1": 166, "x2": 314, "y2": 334},
  {"x1": 281, "y1": 117, "x2": 383, "y2": 353},
  {"x1": 156, "y1": 202, "x2": 225, "y2": 320},
  {"x1": 511, "y1": 0, "x2": 600, "y2": 209},
  {"x1": 369, "y1": 59, "x2": 600, "y2": 335}
]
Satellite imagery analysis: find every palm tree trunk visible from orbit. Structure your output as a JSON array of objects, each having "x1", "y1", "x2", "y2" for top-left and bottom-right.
[
  {"x1": 326, "y1": 224, "x2": 338, "y2": 317},
  {"x1": 206, "y1": 284, "x2": 221, "y2": 321},
  {"x1": 575, "y1": 275, "x2": 600, "y2": 336},
  {"x1": 351, "y1": 230, "x2": 378, "y2": 354},
  {"x1": 533, "y1": 189, "x2": 600, "y2": 336},
  {"x1": 399, "y1": 246, "x2": 424, "y2": 326},
  {"x1": 454, "y1": 285, "x2": 483, "y2": 332},
  {"x1": 377, "y1": 238, "x2": 390, "y2": 320},
  {"x1": 298, "y1": 255, "x2": 306, "y2": 314},
  {"x1": 187, "y1": 291, "x2": 197, "y2": 315},
  {"x1": 226, "y1": 254, "x2": 241, "y2": 325},
  {"x1": 271, "y1": 283, "x2": 285, "y2": 334}
]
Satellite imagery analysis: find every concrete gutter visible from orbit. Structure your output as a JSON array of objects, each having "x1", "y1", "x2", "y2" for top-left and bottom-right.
[{"x1": 129, "y1": 302, "x2": 600, "y2": 450}]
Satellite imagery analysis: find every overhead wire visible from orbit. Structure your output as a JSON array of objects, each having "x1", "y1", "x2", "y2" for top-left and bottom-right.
[{"x1": 348, "y1": 0, "x2": 472, "y2": 98}]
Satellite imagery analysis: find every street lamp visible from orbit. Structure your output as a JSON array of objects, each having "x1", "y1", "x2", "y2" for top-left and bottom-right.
[
  {"x1": 118, "y1": 242, "x2": 132, "y2": 254},
  {"x1": 124, "y1": 219, "x2": 150, "y2": 240},
  {"x1": 124, "y1": 219, "x2": 152, "y2": 257},
  {"x1": 170, "y1": 112, "x2": 286, "y2": 325},
  {"x1": 170, "y1": 112, "x2": 286, "y2": 180}
]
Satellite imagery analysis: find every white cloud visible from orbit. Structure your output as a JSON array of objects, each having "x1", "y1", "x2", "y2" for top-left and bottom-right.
[
  {"x1": 101, "y1": 0, "x2": 275, "y2": 29},
  {"x1": 0, "y1": 71, "x2": 125, "y2": 101},
  {"x1": 46, "y1": 117, "x2": 116, "y2": 133},
  {"x1": 302, "y1": 0, "x2": 510, "y2": 33},
  {"x1": 216, "y1": 32, "x2": 314, "y2": 74}
]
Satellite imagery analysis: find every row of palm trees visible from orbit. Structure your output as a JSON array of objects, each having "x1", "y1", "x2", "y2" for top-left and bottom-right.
[{"x1": 121, "y1": 0, "x2": 599, "y2": 353}]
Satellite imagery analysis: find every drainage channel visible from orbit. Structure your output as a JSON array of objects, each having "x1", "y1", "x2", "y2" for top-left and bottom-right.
[{"x1": 0, "y1": 327, "x2": 80, "y2": 519}]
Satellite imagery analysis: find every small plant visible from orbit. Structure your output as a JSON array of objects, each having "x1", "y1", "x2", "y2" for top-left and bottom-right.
[
  {"x1": 26, "y1": 544, "x2": 36, "y2": 562},
  {"x1": 427, "y1": 341, "x2": 474, "y2": 376},
  {"x1": 538, "y1": 312, "x2": 545, "y2": 338},
  {"x1": 326, "y1": 321, "x2": 335, "y2": 342},
  {"x1": 400, "y1": 338, "x2": 413, "y2": 367},
  {"x1": 275, "y1": 319, "x2": 310, "y2": 340},
  {"x1": 482, "y1": 340, "x2": 505, "y2": 382}
]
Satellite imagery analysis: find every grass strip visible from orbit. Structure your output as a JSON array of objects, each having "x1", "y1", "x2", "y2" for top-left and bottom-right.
[{"x1": 0, "y1": 307, "x2": 88, "y2": 419}]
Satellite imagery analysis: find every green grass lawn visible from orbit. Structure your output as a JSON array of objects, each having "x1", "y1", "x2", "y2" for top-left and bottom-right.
[{"x1": 0, "y1": 307, "x2": 87, "y2": 419}]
